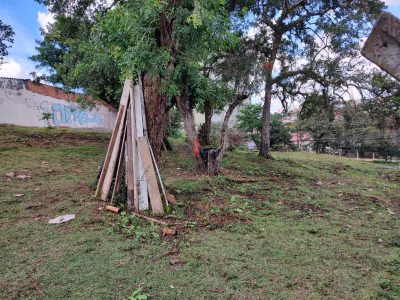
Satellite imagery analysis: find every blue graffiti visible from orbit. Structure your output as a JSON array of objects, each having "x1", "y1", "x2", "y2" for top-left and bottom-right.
[{"x1": 51, "y1": 103, "x2": 104, "y2": 126}]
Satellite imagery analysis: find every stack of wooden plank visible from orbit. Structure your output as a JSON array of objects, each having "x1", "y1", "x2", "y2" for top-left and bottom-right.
[{"x1": 95, "y1": 79, "x2": 166, "y2": 215}]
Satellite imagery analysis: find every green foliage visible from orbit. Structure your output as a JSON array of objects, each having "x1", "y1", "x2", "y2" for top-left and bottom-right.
[
  {"x1": 376, "y1": 139, "x2": 400, "y2": 161},
  {"x1": 33, "y1": 0, "x2": 237, "y2": 111},
  {"x1": 127, "y1": 288, "x2": 149, "y2": 300},
  {"x1": 237, "y1": 104, "x2": 292, "y2": 149},
  {"x1": 115, "y1": 212, "x2": 161, "y2": 243},
  {"x1": 41, "y1": 112, "x2": 53, "y2": 129},
  {"x1": 0, "y1": 19, "x2": 14, "y2": 64},
  {"x1": 168, "y1": 109, "x2": 183, "y2": 138}
]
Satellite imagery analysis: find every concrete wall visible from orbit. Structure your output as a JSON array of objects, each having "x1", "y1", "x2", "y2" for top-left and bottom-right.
[{"x1": 0, "y1": 78, "x2": 117, "y2": 131}]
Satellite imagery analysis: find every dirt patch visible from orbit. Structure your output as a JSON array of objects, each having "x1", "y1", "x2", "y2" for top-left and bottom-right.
[
  {"x1": 283, "y1": 200, "x2": 326, "y2": 214},
  {"x1": 389, "y1": 198, "x2": 400, "y2": 213},
  {"x1": 341, "y1": 192, "x2": 363, "y2": 205},
  {"x1": 4, "y1": 170, "x2": 32, "y2": 180},
  {"x1": 383, "y1": 172, "x2": 400, "y2": 183},
  {"x1": 330, "y1": 163, "x2": 351, "y2": 174},
  {"x1": 182, "y1": 197, "x2": 250, "y2": 231}
]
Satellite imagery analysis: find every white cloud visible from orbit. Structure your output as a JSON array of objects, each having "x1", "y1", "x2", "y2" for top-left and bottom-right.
[
  {"x1": 37, "y1": 11, "x2": 55, "y2": 33},
  {"x1": 385, "y1": 0, "x2": 400, "y2": 7},
  {"x1": 0, "y1": 58, "x2": 23, "y2": 78},
  {"x1": 0, "y1": 57, "x2": 38, "y2": 79}
]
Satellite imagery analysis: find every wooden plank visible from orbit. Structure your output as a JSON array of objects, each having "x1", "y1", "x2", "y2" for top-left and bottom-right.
[
  {"x1": 120, "y1": 79, "x2": 131, "y2": 106},
  {"x1": 125, "y1": 103, "x2": 135, "y2": 210},
  {"x1": 129, "y1": 85, "x2": 139, "y2": 211},
  {"x1": 134, "y1": 84, "x2": 149, "y2": 210},
  {"x1": 110, "y1": 118, "x2": 127, "y2": 204},
  {"x1": 95, "y1": 79, "x2": 131, "y2": 198},
  {"x1": 137, "y1": 136, "x2": 164, "y2": 215},
  {"x1": 148, "y1": 140, "x2": 168, "y2": 207},
  {"x1": 362, "y1": 12, "x2": 400, "y2": 81},
  {"x1": 138, "y1": 76, "x2": 148, "y2": 135},
  {"x1": 100, "y1": 104, "x2": 127, "y2": 200},
  {"x1": 99, "y1": 80, "x2": 133, "y2": 200},
  {"x1": 95, "y1": 104, "x2": 125, "y2": 197}
]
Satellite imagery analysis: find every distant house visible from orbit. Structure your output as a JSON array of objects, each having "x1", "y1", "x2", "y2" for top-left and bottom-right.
[
  {"x1": 281, "y1": 109, "x2": 313, "y2": 150},
  {"x1": 291, "y1": 132, "x2": 312, "y2": 150},
  {"x1": 0, "y1": 77, "x2": 117, "y2": 131}
]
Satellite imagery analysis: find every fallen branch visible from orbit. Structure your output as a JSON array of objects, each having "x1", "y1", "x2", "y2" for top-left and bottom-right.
[{"x1": 132, "y1": 212, "x2": 168, "y2": 226}]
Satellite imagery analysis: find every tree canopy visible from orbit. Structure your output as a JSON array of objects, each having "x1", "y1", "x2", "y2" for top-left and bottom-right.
[{"x1": 0, "y1": 20, "x2": 14, "y2": 65}]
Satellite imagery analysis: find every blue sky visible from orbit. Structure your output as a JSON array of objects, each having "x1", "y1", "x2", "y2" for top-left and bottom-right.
[{"x1": 0, "y1": 0, "x2": 400, "y2": 110}]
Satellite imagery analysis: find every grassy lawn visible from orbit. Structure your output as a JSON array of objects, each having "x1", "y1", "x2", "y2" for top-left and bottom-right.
[{"x1": 0, "y1": 124, "x2": 399, "y2": 299}]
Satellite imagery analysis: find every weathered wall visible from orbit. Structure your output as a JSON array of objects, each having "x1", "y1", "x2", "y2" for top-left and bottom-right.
[{"x1": 0, "y1": 78, "x2": 117, "y2": 130}]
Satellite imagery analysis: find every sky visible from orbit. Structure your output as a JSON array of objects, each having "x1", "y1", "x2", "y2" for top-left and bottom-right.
[{"x1": 0, "y1": 0, "x2": 400, "y2": 112}]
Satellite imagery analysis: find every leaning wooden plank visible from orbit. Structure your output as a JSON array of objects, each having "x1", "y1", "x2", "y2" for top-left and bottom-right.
[
  {"x1": 138, "y1": 76, "x2": 148, "y2": 136},
  {"x1": 120, "y1": 79, "x2": 131, "y2": 106},
  {"x1": 99, "y1": 80, "x2": 133, "y2": 200},
  {"x1": 110, "y1": 119, "x2": 127, "y2": 204},
  {"x1": 134, "y1": 84, "x2": 149, "y2": 210},
  {"x1": 125, "y1": 103, "x2": 135, "y2": 210},
  {"x1": 148, "y1": 140, "x2": 168, "y2": 207},
  {"x1": 129, "y1": 85, "x2": 139, "y2": 211},
  {"x1": 101, "y1": 104, "x2": 127, "y2": 200},
  {"x1": 95, "y1": 80, "x2": 131, "y2": 197},
  {"x1": 137, "y1": 136, "x2": 164, "y2": 215},
  {"x1": 95, "y1": 104, "x2": 125, "y2": 197}
]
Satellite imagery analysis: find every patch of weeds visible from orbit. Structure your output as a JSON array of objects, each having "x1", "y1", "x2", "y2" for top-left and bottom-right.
[
  {"x1": 225, "y1": 223, "x2": 257, "y2": 234},
  {"x1": 187, "y1": 221, "x2": 198, "y2": 228},
  {"x1": 169, "y1": 180, "x2": 205, "y2": 194},
  {"x1": 127, "y1": 288, "x2": 149, "y2": 300},
  {"x1": 387, "y1": 259, "x2": 400, "y2": 275},
  {"x1": 238, "y1": 185, "x2": 258, "y2": 195},
  {"x1": 114, "y1": 212, "x2": 161, "y2": 243},
  {"x1": 388, "y1": 235, "x2": 400, "y2": 248},
  {"x1": 378, "y1": 280, "x2": 400, "y2": 299}
]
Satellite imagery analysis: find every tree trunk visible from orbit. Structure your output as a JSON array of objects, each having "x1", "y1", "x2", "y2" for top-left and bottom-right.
[
  {"x1": 204, "y1": 99, "x2": 212, "y2": 145},
  {"x1": 176, "y1": 90, "x2": 205, "y2": 172},
  {"x1": 142, "y1": 74, "x2": 168, "y2": 160},
  {"x1": 207, "y1": 95, "x2": 248, "y2": 175},
  {"x1": 141, "y1": 11, "x2": 175, "y2": 160},
  {"x1": 260, "y1": 80, "x2": 273, "y2": 158},
  {"x1": 259, "y1": 34, "x2": 282, "y2": 158}
]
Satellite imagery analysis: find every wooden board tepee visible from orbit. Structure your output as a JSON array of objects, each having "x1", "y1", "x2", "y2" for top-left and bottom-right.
[{"x1": 95, "y1": 79, "x2": 166, "y2": 215}]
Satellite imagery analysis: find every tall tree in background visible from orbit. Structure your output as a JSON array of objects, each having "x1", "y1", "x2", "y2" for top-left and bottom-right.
[
  {"x1": 239, "y1": 0, "x2": 385, "y2": 158},
  {"x1": 0, "y1": 20, "x2": 14, "y2": 65}
]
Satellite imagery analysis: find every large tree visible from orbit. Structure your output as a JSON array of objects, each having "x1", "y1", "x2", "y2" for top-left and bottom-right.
[
  {"x1": 32, "y1": 0, "x2": 235, "y2": 162},
  {"x1": 238, "y1": 0, "x2": 385, "y2": 158}
]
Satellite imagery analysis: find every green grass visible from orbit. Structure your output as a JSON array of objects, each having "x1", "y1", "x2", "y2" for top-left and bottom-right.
[{"x1": 0, "y1": 125, "x2": 399, "y2": 299}]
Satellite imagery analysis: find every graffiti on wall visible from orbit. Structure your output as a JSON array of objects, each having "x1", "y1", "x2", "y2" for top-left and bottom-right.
[{"x1": 39, "y1": 101, "x2": 104, "y2": 127}]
